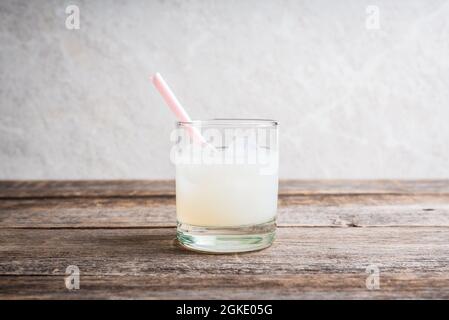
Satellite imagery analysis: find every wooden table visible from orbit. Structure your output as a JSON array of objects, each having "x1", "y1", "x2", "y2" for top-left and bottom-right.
[{"x1": 0, "y1": 180, "x2": 448, "y2": 299}]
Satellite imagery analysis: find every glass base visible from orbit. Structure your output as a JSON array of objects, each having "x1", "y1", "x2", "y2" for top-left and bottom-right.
[{"x1": 177, "y1": 219, "x2": 276, "y2": 253}]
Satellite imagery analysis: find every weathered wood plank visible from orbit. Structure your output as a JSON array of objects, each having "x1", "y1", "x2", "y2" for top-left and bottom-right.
[
  {"x1": 1, "y1": 227, "x2": 448, "y2": 276},
  {"x1": 1, "y1": 180, "x2": 449, "y2": 198},
  {"x1": 0, "y1": 180, "x2": 175, "y2": 198},
  {"x1": 279, "y1": 194, "x2": 449, "y2": 227},
  {"x1": 0, "y1": 197, "x2": 175, "y2": 228},
  {"x1": 1, "y1": 194, "x2": 448, "y2": 228},
  {"x1": 1, "y1": 273, "x2": 448, "y2": 299},
  {"x1": 279, "y1": 180, "x2": 449, "y2": 195},
  {"x1": 1, "y1": 180, "x2": 448, "y2": 299}
]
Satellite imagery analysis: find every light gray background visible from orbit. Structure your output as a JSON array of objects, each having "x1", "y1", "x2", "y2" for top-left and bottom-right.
[{"x1": 1, "y1": 0, "x2": 448, "y2": 179}]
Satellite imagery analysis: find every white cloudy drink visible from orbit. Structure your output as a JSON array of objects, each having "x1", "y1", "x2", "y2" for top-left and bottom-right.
[
  {"x1": 173, "y1": 119, "x2": 279, "y2": 253},
  {"x1": 176, "y1": 150, "x2": 278, "y2": 227}
]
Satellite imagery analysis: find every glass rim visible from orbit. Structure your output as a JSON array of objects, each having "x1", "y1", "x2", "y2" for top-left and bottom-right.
[{"x1": 177, "y1": 118, "x2": 279, "y2": 127}]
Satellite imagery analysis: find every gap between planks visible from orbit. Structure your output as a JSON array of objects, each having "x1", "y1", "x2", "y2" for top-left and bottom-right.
[
  {"x1": 3, "y1": 224, "x2": 449, "y2": 230},
  {"x1": 2, "y1": 180, "x2": 449, "y2": 199}
]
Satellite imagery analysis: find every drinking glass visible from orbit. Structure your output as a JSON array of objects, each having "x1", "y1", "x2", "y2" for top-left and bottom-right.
[{"x1": 172, "y1": 119, "x2": 279, "y2": 253}]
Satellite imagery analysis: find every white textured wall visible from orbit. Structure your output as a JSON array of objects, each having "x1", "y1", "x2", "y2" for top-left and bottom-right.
[{"x1": 1, "y1": 0, "x2": 449, "y2": 179}]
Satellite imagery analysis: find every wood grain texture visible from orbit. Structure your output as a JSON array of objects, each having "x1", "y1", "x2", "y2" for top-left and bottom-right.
[
  {"x1": 1, "y1": 227, "x2": 449, "y2": 276},
  {"x1": 1, "y1": 194, "x2": 449, "y2": 228},
  {"x1": 0, "y1": 180, "x2": 448, "y2": 299},
  {"x1": 0, "y1": 180, "x2": 176, "y2": 198},
  {"x1": 1, "y1": 180, "x2": 449, "y2": 198},
  {"x1": 1, "y1": 274, "x2": 448, "y2": 300}
]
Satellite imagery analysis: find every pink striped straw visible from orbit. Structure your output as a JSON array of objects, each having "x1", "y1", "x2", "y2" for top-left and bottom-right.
[{"x1": 151, "y1": 73, "x2": 207, "y2": 144}]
